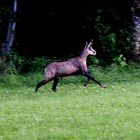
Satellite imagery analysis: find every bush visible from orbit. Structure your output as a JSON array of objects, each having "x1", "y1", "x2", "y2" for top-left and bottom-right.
[
  {"x1": 0, "y1": 55, "x2": 19, "y2": 75},
  {"x1": 94, "y1": 8, "x2": 133, "y2": 64},
  {"x1": 0, "y1": 50, "x2": 64, "y2": 74},
  {"x1": 88, "y1": 56, "x2": 100, "y2": 66},
  {"x1": 0, "y1": 57, "x2": 7, "y2": 75},
  {"x1": 30, "y1": 56, "x2": 51, "y2": 72},
  {"x1": 6, "y1": 51, "x2": 30, "y2": 73}
]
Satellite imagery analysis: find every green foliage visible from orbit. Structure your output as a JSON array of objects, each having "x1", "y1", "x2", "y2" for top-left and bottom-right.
[
  {"x1": 30, "y1": 57, "x2": 62, "y2": 72},
  {"x1": 0, "y1": 1, "x2": 133, "y2": 66},
  {"x1": 30, "y1": 56, "x2": 51, "y2": 72},
  {"x1": 113, "y1": 54, "x2": 127, "y2": 67},
  {"x1": 0, "y1": 49, "x2": 135, "y2": 76},
  {"x1": 0, "y1": 55, "x2": 18, "y2": 75},
  {"x1": 88, "y1": 56, "x2": 100, "y2": 66},
  {"x1": 94, "y1": 7, "x2": 132, "y2": 64},
  {"x1": 0, "y1": 57, "x2": 6, "y2": 75},
  {"x1": 6, "y1": 51, "x2": 29, "y2": 74},
  {"x1": 1, "y1": 51, "x2": 59, "y2": 74}
]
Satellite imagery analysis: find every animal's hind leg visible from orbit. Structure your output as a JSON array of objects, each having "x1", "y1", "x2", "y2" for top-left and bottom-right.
[
  {"x1": 52, "y1": 77, "x2": 59, "y2": 92},
  {"x1": 35, "y1": 79, "x2": 48, "y2": 93}
]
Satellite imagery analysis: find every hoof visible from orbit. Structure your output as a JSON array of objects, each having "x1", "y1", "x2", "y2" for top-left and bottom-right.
[
  {"x1": 35, "y1": 88, "x2": 38, "y2": 93},
  {"x1": 52, "y1": 88, "x2": 57, "y2": 92},
  {"x1": 83, "y1": 82, "x2": 88, "y2": 87},
  {"x1": 100, "y1": 84, "x2": 107, "y2": 88}
]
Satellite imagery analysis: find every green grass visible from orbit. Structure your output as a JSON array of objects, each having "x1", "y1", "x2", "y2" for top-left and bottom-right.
[{"x1": 0, "y1": 64, "x2": 140, "y2": 140}]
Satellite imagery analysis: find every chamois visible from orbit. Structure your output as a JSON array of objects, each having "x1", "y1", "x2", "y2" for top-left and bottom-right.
[{"x1": 35, "y1": 40, "x2": 107, "y2": 92}]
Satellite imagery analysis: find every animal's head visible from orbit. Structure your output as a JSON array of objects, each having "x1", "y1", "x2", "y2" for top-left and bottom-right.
[{"x1": 85, "y1": 39, "x2": 96, "y2": 55}]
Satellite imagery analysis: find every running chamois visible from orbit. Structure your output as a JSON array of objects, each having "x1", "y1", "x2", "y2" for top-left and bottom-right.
[{"x1": 35, "y1": 40, "x2": 107, "y2": 92}]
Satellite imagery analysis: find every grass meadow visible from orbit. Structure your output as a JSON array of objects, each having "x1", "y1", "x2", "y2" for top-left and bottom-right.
[{"x1": 0, "y1": 64, "x2": 140, "y2": 140}]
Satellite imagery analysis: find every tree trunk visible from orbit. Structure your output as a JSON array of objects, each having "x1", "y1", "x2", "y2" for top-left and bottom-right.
[
  {"x1": 132, "y1": 0, "x2": 140, "y2": 58},
  {"x1": 2, "y1": 0, "x2": 17, "y2": 55}
]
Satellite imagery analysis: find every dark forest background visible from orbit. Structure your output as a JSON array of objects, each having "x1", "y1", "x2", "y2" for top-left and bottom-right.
[{"x1": 0, "y1": 0, "x2": 136, "y2": 73}]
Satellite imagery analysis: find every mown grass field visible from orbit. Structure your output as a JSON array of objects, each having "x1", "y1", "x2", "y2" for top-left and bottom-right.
[{"x1": 0, "y1": 64, "x2": 140, "y2": 140}]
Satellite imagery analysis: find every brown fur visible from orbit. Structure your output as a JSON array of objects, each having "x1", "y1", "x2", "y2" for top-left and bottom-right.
[{"x1": 35, "y1": 40, "x2": 107, "y2": 92}]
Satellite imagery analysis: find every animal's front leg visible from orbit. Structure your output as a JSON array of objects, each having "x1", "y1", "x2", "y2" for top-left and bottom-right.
[{"x1": 84, "y1": 71, "x2": 107, "y2": 88}]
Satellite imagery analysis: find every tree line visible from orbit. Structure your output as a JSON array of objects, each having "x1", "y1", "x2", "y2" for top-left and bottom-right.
[{"x1": 0, "y1": 0, "x2": 140, "y2": 73}]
